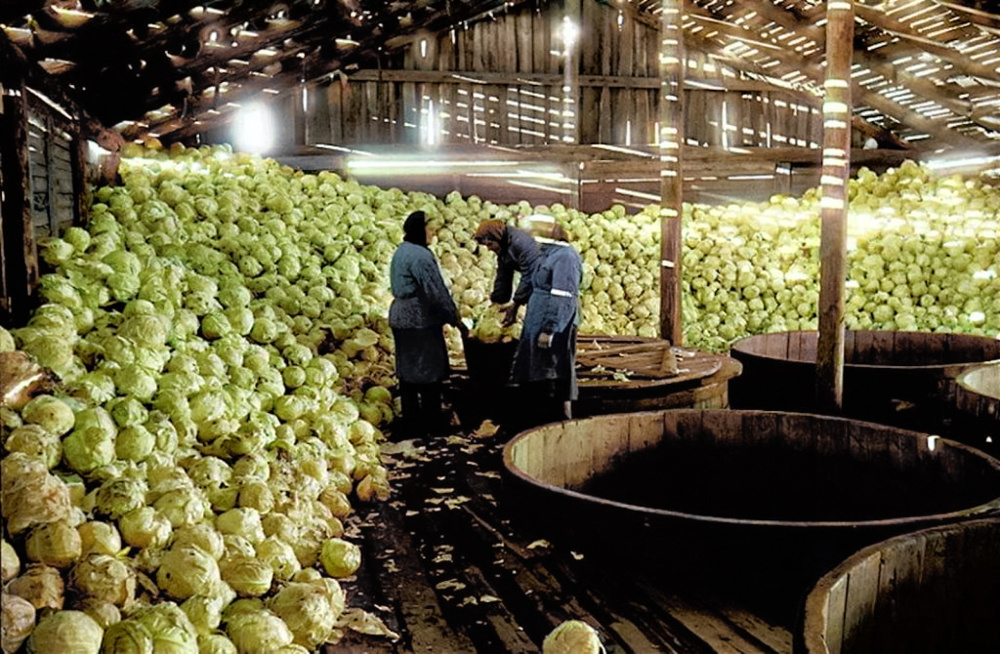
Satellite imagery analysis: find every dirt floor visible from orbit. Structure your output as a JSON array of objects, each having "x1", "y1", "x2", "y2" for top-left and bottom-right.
[{"x1": 330, "y1": 422, "x2": 797, "y2": 654}]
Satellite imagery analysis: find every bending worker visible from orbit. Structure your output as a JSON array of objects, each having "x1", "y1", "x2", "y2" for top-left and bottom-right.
[
  {"x1": 472, "y1": 218, "x2": 542, "y2": 327},
  {"x1": 509, "y1": 214, "x2": 582, "y2": 426},
  {"x1": 389, "y1": 211, "x2": 467, "y2": 439}
]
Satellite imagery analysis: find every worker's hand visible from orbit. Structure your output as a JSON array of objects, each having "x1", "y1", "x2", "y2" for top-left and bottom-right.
[
  {"x1": 538, "y1": 332, "x2": 552, "y2": 348},
  {"x1": 500, "y1": 303, "x2": 519, "y2": 327}
]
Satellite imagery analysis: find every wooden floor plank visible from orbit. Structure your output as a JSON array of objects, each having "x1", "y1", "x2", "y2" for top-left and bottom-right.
[{"x1": 334, "y1": 427, "x2": 793, "y2": 653}]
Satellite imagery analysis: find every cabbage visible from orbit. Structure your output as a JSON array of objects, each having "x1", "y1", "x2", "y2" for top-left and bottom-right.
[
  {"x1": 24, "y1": 519, "x2": 82, "y2": 568},
  {"x1": 119, "y1": 507, "x2": 172, "y2": 550},
  {"x1": 170, "y1": 523, "x2": 225, "y2": 561},
  {"x1": 120, "y1": 314, "x2": 168, "y2": 348},
  {"x1": 180, "y1": 594, "x2": 225, "y2": 635},
  {"x1": 265, "y1": 579, "x2": 344, "y2": 649},
  {"x1": 154, "y1": 487, "x2": 211, "y2": 528},
  {"x1": 0, "y1": 326, "x2": 15, "y2": 352},
  {"x1": 1, "y1": 453, "x2": 73, "y2": 534},
  {"x1": 4, "y1": 423, "x2": 62, "y2": 469},
  {"x1": 6, "y1": 564, "x2": 64, "y2": 610},
  {"x1": 2, "y1": 593, "x2": 36, "y2": 654},
  {"x1": 319, "y1": 538, "x2": 361, "y2": 578},
  {"x1": 70, "y1": 554, "x2": 136, "y2": 606},
  {"x1": 198, "y1": 634, "x2": 238, "y2": 654},
  {"x1": 225, "y1": 609, "x2": 294, "y2": 654},
  {"x1": 78, "y1": 521, "x2": 123, "y2": 557},
  {"x1": 114, "y1": 363, "x2": 158, "y2": 401},
  {"x1": 236, "y1": 481, "x2": 274, "y2": 515},
  {"x1": 99, "y1": 619, "x2": 155, "y2": 654},
  {"x1": 76, "y1": 598, "x2": 121, "y2": 629},
  {"x1": 1, "y1": 540, "x2": 20, "y2": 582},
  {"x1": 108, "y1": 396, "x2": 150, "y2": 428},
  {"x1": 220, "y1": 556, "x2": 273, "y2": 598},
  {"x1": 63, "y1": 407, "x2": 117, "y2": 474},
  {"x1": 542, "y1": 620, "x2": 603, "y2": 654},
  {"x1": 215, "y1": 508, "x2": 264, "y2": 544},
  {"x1": 132, "y1": 602, "x2": 199, "y2": 654},
  {"x1": 94, "y1": 478, "x2": 148, "y2": 520},
  {"x1": 254, "y1": 537, "x2": 300, "y2": 581},
  {"x1": 26, "y1": 610, "x2": 103, "y2": 654},
  {"x1": 116, "y1": 424, "x2": 156, "y2": 462},
  {"x1": 20, "y1": 394, "x2": 76, "y2": 435},
  {"x1": 157, "y1": 546, "x2": 222, "y2": 600}
]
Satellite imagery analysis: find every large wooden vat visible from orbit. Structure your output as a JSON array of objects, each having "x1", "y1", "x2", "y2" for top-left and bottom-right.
[
  {"x1": 729, "y1": 331, "x2": 1000, "y2": 427},
  {"x1": 575, "y1": 337, "x2": 742, "y2": 416},
  {"x1": 952, "y1": 363, "x2": 1000, "y2": 458},
  {"x1": 502, "y1": 410, "x2": 1000, "y2": 614},
  {"x1": 800, "y1": 517, "x2": 1000, "y2": 654},
  {"x1": 450, "y1": 336, "x2": 741, "y2": 426}
]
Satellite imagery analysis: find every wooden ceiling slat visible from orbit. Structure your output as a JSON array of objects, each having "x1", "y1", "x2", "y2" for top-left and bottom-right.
[{"x1": 4, "y1": 0, "x2": 1000, "y2": 149}]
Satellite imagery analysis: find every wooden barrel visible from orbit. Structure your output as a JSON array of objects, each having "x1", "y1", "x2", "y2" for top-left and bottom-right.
[
  {"x1": 502, "y1": 410, "x2": 1000, "y2": 615},
  {"x1": 800, "y1": 517, "x2": 1000, "y2": 654},
  {"x1": 575, "y1": 336, "x2": 742, "y2": 416},
  {"x1": 729, "y1": 331, "x2": 1000, "y2": 426},
  {"x1": 952, "y1": 363, "x2": 1000, "y2": 458}
]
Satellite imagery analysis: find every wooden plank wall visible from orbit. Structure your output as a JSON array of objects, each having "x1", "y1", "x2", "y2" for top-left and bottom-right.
[
  {"x1": 300, "y1": 1, "x2": 823, "y2": 154},
  {"x1": 27, "y1": 113, "x2": 77, "y2": 241}
]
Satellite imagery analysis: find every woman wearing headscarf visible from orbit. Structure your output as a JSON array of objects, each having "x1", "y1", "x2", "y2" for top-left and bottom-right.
[
  {"x1": 389, "y1": 211, "x2": 467, "y2": 438},
  {"x1": 472, "y1": 218, "x2": 543, "y2": 326},
  {"x1": 508, "y1": 214, "x2": 582, "y2": 427}
]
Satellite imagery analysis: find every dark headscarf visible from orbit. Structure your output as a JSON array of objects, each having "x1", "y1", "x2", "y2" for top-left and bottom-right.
[
  {"x1": 403, "y1": 211, "x2": 427, "y2": 246},
  {"x1": 473, "y1": 219, "x2": 506, "y2": 246}
]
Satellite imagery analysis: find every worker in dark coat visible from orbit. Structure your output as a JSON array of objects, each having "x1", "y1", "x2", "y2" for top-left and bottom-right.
[
  {"x1": 508, "y1": 214, "x2": 582, "y2": 427},
  {"x1": 389, "y1": 211, "x2": 467, "y2": 438},
  {"x1": 472, "y1": 219, "x2": 543, "y2": 327}
]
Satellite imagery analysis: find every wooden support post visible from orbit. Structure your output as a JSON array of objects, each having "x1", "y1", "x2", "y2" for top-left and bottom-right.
[
  {"x1": 658, "y1": 0, "x2": 684, "y2": 344},
  {"x1": 816, "y1": 0, "x2": 854, "y2": 413},
  {"x1": 562, "y1": 0, "x2": 582, "y2": 145}
]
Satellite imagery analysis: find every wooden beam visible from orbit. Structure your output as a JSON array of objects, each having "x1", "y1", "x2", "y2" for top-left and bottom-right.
[
  {"x1": 816, "y1": 0, "x2": 854, "y2": 414},
  {"x1": 341, "y1": 68, "x2": 784, "y2": 92},
  {"x1": 683, "y1": 3, "x2": 980, "y2": 150},
  {"x1": 659, "y1": 0, "x2": 684, "y2": 345},
  {"x1": 682, "y1": 28, "x2": 912, "y2": 150},
  {"x1": 935, "y1": 1, "x2": 1000, "y2": 32},
  {"x1": 853, "y1": 3, "x2": 1000, "y2": 86}
]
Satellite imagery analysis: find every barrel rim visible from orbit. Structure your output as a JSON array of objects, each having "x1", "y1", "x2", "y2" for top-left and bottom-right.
[
  {"x1": 956, "y1": 362, "x2": 1000, "y2": 401},
  {"x1": 501, "y1": 408, "x2": 1000, "y2": 529},
  {"x1": 800, "y1": 516, "x2": 1000, "y2": 654},
  {"x1": 730, "y1": 330, "x2": 1000, "y2": 371}
]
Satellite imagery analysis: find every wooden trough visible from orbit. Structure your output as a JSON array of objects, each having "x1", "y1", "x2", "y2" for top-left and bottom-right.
[
  {"x1": 729, "y1": 331, "x2": 1000, "y2": 429},
  {"x1": 502, "y1": 410, "x2": 1000, "y2": 617},
  {"x1": 800, "y1": 517, "x2": 1000, "y2": 654}
]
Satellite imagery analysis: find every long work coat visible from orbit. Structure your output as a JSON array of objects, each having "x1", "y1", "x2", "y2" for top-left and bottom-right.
[
  {"x1": 510, "y1": 241, "x2": 583, "y2": 400},
  {"x1": 490, "y1": 226, "x2": 543, "y2": 306},
  {"x1": 389, "y1": 241, "x2": 460, "y2": 385}
]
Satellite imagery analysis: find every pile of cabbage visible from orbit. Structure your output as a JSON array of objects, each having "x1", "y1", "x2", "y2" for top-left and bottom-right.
[
  {"x1": 0, "y1": 145, "x2": 405, "y2": 653},
  {"x1": 679, "y1": 159, "x2": 1000, "y2": 350},
  {"x1": 1, "y1": 333, "x2": 367, "y2": 653},
  {"x1": 2, "y1": 142, "x2": 999, "y2": 651}
]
